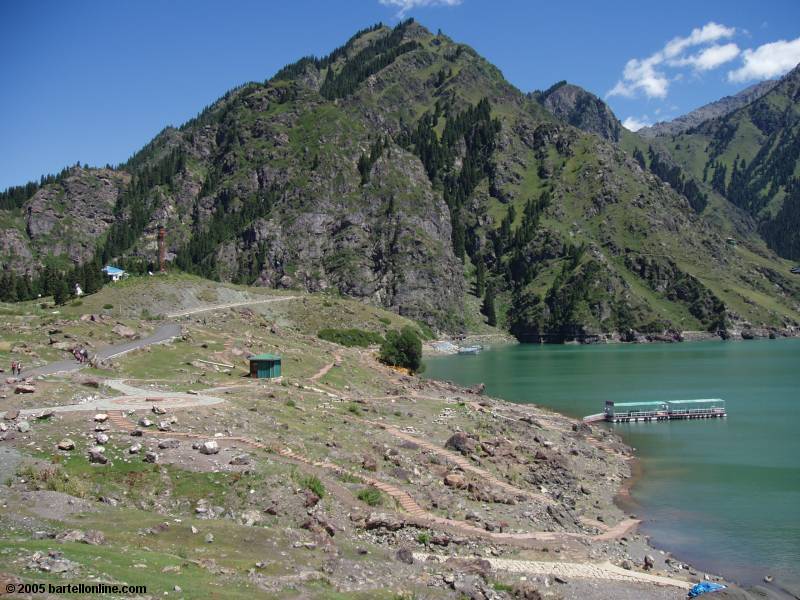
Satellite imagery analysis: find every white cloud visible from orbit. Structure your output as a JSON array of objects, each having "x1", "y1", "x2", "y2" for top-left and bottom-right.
[
  {"x1": 379, "y1": 0, "x2": 462, "y2": 17},
  {"x1": 662, "y1": 22, "x2": 736, "y2": 59},
  {"x1": 669, "y1": 43, "x2": 740, "y2": 71},
  {"x1": 622, "y1": 116, "x2": 652, "y2": 131},
  {"x1": 607, "y1": 21, "x2": 736, "y2": 99},
  {"x1": 728, "y1": 37, "x2": 800, "y2": 82}
]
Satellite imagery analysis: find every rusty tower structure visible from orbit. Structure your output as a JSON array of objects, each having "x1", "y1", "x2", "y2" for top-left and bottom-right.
[{"x1": 157, "y1": 226, "x2": 166, "y2": 273}]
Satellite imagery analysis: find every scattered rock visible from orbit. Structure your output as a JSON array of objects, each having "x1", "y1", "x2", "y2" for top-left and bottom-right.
[
  {"x1": 14, "y1": 384, "x2": 35, "y2": 394},
  {"x1": 16, "y1": 421, "x2": 31, "y2": 433},
  {"x1": 88, "y1": 446, "x2": 107, "y2": 464},
  {"x1": 512, "y1": 581, "x2": 546, "y2": 599},
  {"x1": 396, "y1": 547, "x2": 414, "y2": 564},
  {"x1": 444, "y1": 432, "x2": 477, "y2": 455},
  {"x1": 303, "y1": 490, "x2": 320, "y2": 508},
  {"x1": 94, "y1": 413, "x2": 108, "y2": 423},
  {"x1": 205, "y1": 533, "x2": 214, "y2": 543},
  {"x1": 143, "y1": 451, "x2": 159, "y2": 463},
  {"x1": 467, "y1": 383, "x2": 486, "y2": 395},
  {"x1": 444, "y1": 471, "x2": 467, "y2": 489},
  {"x1": 156, "y1": 420, "x2": 171, "y2": 431},
  {"x1": 129, "y1": 443, "x2": 142, "y2": 454},
  {"x1": 56, "y1": 529, "x2": 105, "y2": 545},
  {"x1": 158, "y1": 439, "x2": 180, "y2": 449},
  {"x1": 365, "y1": 512, "x2": 404, "y2": 531},
  {"x1": 152, "y1": 405, "x2": 167, "y2": 415},
  {"x1": 138, "y1": 417, "x2": 153, "y2": 428},
  {"x1": 112, "y1": 324, "x2": 137, "y2": 338},
  {"x1": 229, "y1": 454, "x2": 250, "y2": 466},
  {"x1": 361, "y1": 455, "x2": 378, "y2": 471},
  {"x1": 57, "y1": 439, "x2": 75, "y2": 451},
  {"x1": 200, "y1": 441, "x2": 219, "y2": 455},
  {"x1": 95, "y1": 432, "x2": 109, "y2": 445},
  {"x1": 644, "y1": 554, "x2": 655, "y2": 570}
]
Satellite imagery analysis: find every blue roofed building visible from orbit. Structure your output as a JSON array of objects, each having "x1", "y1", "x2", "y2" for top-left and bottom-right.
[{"x1": 102, "y1": 265, "x2": 126, "y2": 282}]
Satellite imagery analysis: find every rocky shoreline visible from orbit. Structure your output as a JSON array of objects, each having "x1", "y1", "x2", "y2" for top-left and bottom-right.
[{"x1": 426, "y1": 325, "x2": 799, "y2": 354}]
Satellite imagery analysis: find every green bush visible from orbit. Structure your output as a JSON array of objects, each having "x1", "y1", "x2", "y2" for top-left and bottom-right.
[
  {"x1": 357, "y1": 486, "x2": 384, "y2": 506},
  {"x1": 103, "y1": 303, "x2": 114, "y2": 310},
  {"x1": 299, "y1": 474, "x2": 325, "y2": 498},
  {"x1": 318, "y1": 327, "x2": 384, "y2": 348},
  {"x1": 379, "y1": 326, "x2": 423, "y2": 373},
  {"x1": 378, "y1": 316, "x2": 391, "y2": 325},
  {"x1": 416, "y1": 532, "x2": 431, "y2": 545}
]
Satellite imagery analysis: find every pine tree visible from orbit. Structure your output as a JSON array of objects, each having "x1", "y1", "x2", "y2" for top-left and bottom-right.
[
  {"x1": 52, "y1": 276, "x2": 70, "y2": 305},
  {"x1": 482, "y1": 281, "x2": 497, "y2": 327},
  {"x1": 475, "y1": 256, "x2": 486, "y2": 298}
]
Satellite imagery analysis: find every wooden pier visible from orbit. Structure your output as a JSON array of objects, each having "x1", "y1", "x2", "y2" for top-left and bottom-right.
[{"x1": 584, "y1": 399, "x2": 727, "y2": 424}]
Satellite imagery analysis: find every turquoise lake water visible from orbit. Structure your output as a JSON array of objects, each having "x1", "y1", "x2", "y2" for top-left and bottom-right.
[{"x1": 424, "y1": 339, "x2": 800, "y2": 586}]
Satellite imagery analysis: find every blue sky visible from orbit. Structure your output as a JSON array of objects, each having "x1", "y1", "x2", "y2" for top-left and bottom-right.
[{"x1": 1, "y1": 0, "x2": 799, "y2": 189}]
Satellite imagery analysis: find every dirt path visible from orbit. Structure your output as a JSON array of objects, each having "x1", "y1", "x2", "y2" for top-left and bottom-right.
[
  {"x1": 167, "y1": 296, "x2": 299, "y2": 318},
  {"x1": 412, "y1": 553, "x2": 692, "y2": 589},
  {"x1": 310, "y1": 353, "x2": 341, "y2": 382},
  {"x1": 348, "y1": 414, "x2": 552, "y2": 504}
]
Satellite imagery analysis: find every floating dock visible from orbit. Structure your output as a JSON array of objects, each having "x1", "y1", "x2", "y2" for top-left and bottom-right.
[
  {"x1": 457, "y1": 345, "x2": 482, "y2": 355},
  {"x1": 584, "y1": 399, "x2": 727, "y2": 423}
]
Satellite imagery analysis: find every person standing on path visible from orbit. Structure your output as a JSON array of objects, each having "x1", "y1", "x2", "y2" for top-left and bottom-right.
[{"x1": 10, "y1": 360, "x2": 17, "y2": 376}]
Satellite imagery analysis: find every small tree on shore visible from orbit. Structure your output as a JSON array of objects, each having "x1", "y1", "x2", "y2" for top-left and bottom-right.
[{"x1": 379, "y1": 326, "x2": 423, "y2": 373}]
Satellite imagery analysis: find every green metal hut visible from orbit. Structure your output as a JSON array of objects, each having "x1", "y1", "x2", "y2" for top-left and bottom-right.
[{"x1": 249, "y1": 354, "x2": 282, "y2": 379}]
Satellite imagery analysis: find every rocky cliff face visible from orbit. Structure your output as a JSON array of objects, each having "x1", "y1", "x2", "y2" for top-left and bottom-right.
[{"x1": 0, "y1": 168, "x2": 127, "y2": 275}]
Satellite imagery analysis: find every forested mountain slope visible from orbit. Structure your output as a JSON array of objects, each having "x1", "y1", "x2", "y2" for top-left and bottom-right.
[
  {"x1": 651, "y1": 64, "x2": 800, "y2": 261},
  {"x1": 1, "y1": 21, "x2": 798, "y2": 339}
]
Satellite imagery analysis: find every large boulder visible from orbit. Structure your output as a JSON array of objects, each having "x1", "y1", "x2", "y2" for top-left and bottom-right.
[
  {"x1": 87, "y1": 446, "x2": 107, "y2": 464},
  {"x1": 365, "y1": 512, "x2": 404, "y2": 531},
  {"x1": 57, "y1": 439, "x2": 75, "y2": 451},
  {"x1": 112, "y1": 324, "x2": 137, "y2": 339},
  {"x1": 444, "y1": 432, "x2": 477, "y2": 455},
  {"x1": 444, "y1": 471, "x2": 468, "y2": 489},
  {"x1": 199, "y1": 441, "x2": 219, "y2": 455}
]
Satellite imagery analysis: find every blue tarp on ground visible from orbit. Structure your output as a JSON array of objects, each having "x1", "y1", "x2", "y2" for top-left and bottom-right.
[{"x1": 688, "y1": 582, "x2": 727, "y2": 598}]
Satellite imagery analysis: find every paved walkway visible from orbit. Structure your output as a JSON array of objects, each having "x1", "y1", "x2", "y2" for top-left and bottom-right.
[
  {"x1": 22, "y1": 323, "x2": 182, "y2": 378},
  {"x1": 0, "y1": 379, "x2": 224, "y2": 420},
  {"x1": 412, "y1": 553, "x2": 693, "y2": 589},
  {"x1": 167, "y1": 296, "x2": 298, "y2": 318}
]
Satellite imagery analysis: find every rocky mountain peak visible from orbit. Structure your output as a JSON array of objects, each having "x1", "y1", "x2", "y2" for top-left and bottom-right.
[{"x1": 531, "y1": 81, "x2": 622, "y2": 142}]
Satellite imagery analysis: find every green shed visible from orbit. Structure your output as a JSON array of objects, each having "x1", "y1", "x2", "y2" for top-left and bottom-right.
[{"x1": 249, "y1": 354, "x2": 282, "y2": 379}]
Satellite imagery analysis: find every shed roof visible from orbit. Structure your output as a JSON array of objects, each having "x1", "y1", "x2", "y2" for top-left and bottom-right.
[
  {"x1": 249, "y1": 354, "x2": 281, "y2": 361},
  {"x1": 667, "y1": 398, "x2": 724, "y2": 405},
  {"x1": 103, "y1": 266, "x2": 125, "y2": 275},
  {"x1": 607, "y1": 401, "x2": 666, "y2": 407}
]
